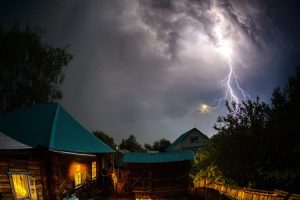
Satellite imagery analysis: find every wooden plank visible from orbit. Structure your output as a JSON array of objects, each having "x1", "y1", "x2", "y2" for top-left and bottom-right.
[
  {"x1": 29, "y1": 172, "x2": 41, "y2": 176},
  {"x1": 0, "y1": 174, "x2": 9, "y2": 179},
  {"x1": 0, "y1": 180, "x2": 10, "y2": 185},
  {"x1": 0, "y1": 162, "x2": 8, "y2": 167},
  {"x1": 8, "y1": 161, "x2": 27, "y2": 166},
  {"x1": 28, "y1": 165, "x2": 41, "y2": 170},
  {"x1": 2, "y1": 193, "x2": 14, "y2": 199},
  {"x1": 0, "y1": 184, "x2": 12, "y2": 189},
  {"x1": 0, "y1": 186, "x2": 12, "y2": 193},
  {"x1": 28, "y1": 161, "x2": 40, "y2": 165}
]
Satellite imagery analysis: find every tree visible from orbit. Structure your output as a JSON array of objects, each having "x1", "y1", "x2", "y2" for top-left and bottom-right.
[
  {"x1": 265, "y1": 65, "x2": 300, "y2": 192},
  {"x1": 119, "y1": 135, "x2": 145, "y2": 152},
  {"x1": 0, "y1": 23, "x2": 73, "y2": 113},
  {"x1": 193, "y1": 65, "x2": 300, "y2": 193},
  {"x1": 144, "y1": 143, "x2": 153, "y2": 151},
  {"x1": 215, "y1": 99, "x2": 270, "y2": 187},
  {"x1": 93, "y1": 131, "x2": 116, "y2": 149},
  {"x1": 193, "y1": 98, "x2": 271, "y2": 187},
  {"x1": 144, "y1": 138, "x2": 171, "y2": 152}
]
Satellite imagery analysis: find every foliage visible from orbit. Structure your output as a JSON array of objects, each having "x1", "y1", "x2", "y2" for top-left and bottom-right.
[
  {"x1": 0, "y1": 23, "x2": 73, "y2": 113},
  {"x1": 192, "y1": 147, "x2": 224, "y2": 183},
  {"x1": 144, "y1": 143, "x2": 153, "y2": 151},
  {"x1": 193, "y1": 65, "x2": 300, "y2": 193},
  {"x1": 144, "y1": 138, "x2": 171, "y2": 152},
  {"x1": 119, "y1": 134, "x2": 145, "y2": 152},
  {"x1": 93, "y1": 131, "x2": 116, "y2": 149},
  {"x1": 265, "y1": 64, "x2": 300, "y2": 192},
  {"x1": 194, "y1": 98, "x2": 270, "y2": 187}
]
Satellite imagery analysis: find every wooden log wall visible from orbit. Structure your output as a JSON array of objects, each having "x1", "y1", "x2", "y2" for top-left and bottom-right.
[
  {"x1": 0, "y1": 150, "x2": 105, "y2": 200},
  {"x1": 48, "y1": 152, "x2": 100, "y2": 200},
  {"x1": 0, "y1": 160, "x2": 44, "y2": 200}
]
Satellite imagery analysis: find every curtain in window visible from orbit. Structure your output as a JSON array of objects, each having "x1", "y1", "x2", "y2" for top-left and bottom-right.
[{"x1": 11, "y1": 174, "x2": 29, "y2": 198}]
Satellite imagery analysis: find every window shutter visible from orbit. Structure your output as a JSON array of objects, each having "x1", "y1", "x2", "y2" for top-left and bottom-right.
[{"x1": 28, "y1": 176, "x2": 37, "y2": 200}]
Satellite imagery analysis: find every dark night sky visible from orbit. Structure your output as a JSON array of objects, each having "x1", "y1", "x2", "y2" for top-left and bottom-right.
[{"x1": 1, "y1": 0, "x2": 300, "y2": 144}]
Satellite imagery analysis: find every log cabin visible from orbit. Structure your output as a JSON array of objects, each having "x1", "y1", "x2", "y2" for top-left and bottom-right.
[{"x1": 0, "y1": 103, "x2": 114, "y2": 200}]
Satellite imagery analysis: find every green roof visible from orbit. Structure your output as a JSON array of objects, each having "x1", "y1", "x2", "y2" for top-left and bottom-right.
[
  {"x1": 167, "y1": 128, "x2": 209, "y2": 151},
  {"x1": 0, "y1": 103, "x2": 114, "y2": 154},
  {"x1": 122, "y1": 150, "x2": 194, "y2": 163}
]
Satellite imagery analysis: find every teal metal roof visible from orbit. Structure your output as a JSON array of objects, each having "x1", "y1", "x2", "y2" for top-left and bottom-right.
[
  {"x1": 0, "y1": 103, "x2": 114, "y2": 154},
  {"x1": 167, "y1": 128, "x2": 209, "y2": 151},
  {"x1": 122, "y1": 150, "x2": 194, "y2": 163}
]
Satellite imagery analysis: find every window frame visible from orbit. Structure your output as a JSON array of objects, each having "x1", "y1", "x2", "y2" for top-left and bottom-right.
[
  {"x1": 91, "y1": 161, "x2": 97, "y2": 180},
  {"x1": 74, "y1": 163, "x2": 82, "y2": 188},
  {"x1": 8, "y1": 171, "x2": 33, "y2": 200}
]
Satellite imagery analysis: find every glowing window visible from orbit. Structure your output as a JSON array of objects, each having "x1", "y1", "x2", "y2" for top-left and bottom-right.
[
  {"x1": 10, "y1": 174, "x2": 30, "y2": 199},
  {"x1": 74, "y1": 164, "x2": 81, "y2": 186},
  {"x1": 92, "y1": 161, "x2": 96, "y2": 179}
]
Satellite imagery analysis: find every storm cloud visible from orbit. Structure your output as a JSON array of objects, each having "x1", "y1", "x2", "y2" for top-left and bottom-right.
[{"x1": 1, "y1": 0, "x2": 300, "y2": 143}]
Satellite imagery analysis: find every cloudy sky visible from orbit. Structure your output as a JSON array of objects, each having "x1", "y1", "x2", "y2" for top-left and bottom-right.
[{"x1": 1, "y1": 0, "x2": 300, "y2": 144}]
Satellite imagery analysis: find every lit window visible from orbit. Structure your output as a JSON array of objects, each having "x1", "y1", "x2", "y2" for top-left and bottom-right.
[
  {"x1": 74, "y1": 164, "x2": 82, "y2": 186},
  {"x1": 9, "y1": 173, "x2": 37, "y2": 200},
  {"x1": 92, "y1": 161, "x2": 96, "y2": 179},
  {"x1": 11, "y1": 174, "x2": 30, "y2": 199}
]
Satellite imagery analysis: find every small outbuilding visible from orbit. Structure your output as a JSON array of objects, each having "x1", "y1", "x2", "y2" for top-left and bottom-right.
[{"x1": 121, "y1": 150, "x2": 194, "y2": 199}]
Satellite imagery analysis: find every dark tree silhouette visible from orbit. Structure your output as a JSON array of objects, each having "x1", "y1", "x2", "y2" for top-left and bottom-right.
[
  {"x1": 193, "y1": 65, "x2": 300, "y2": 193},
  {"x1": 144, "y1": 138, "x2": 171, "y2": 152},
  {"x1": 0, "y1": 23, "x2": 73, "y2": 113},
  {"x1": 93, "y1": 131, "x2": 116, "y2": 149},
  {"x1": 119, "y1": 135, "x2": 145, "y2": 152}
]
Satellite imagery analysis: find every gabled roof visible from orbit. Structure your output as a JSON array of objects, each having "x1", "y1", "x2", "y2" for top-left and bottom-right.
[
  {"x1": 0, "y1": 132, "x2": 32, "y2": 149},
  {"x1": 122, "y1": 150, "x2": 194, "y2": 163},
  {"x1": 167, "y1": 128, "x2": 209, "y2": 151},
  {"x1": 0, "y1": 103, "x2": 114, "y2": 154}
]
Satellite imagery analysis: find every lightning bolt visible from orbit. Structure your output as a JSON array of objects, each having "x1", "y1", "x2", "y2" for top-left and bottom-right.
[{"x1": 212, "y1": 18, "x2": 250, "y2": 109}]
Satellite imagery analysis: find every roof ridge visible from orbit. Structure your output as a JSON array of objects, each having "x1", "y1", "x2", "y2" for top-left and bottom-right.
[
  {"x1": 166, "y1": 129, "x2": 192, "y2": 151},
  {"x1": 194, "y1": 128, "x2": 209, "y2": 139},
  {"x1": 56, "y1": 104, "x2": 115, "y2": 153},
  {"x1": 49, "y1": 103, "x2": 60, "y2": 149}
]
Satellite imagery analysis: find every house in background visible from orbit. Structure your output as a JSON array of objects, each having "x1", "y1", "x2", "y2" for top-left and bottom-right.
[
  {"x1": 0, "y1": 103, "x2": 114, "y2": 200},
  {"x1": 167, "y1": 128, "x2": 209, "y2": 152}
]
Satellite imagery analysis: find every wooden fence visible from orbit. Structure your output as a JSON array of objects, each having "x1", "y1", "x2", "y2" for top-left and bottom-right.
[{"x1": 194, "y1": 179, "x2": 300, "y2": 200}]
